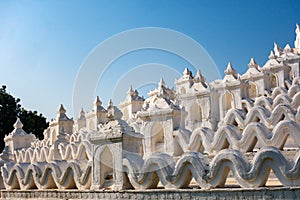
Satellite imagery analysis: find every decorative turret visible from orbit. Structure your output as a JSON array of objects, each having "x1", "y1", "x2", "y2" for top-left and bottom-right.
[
  {"x1": 210, "y1": 63, "x2": 247, "y2": 119},
  {"x1": 86, "y1": 97, "x2": 108, "y2": 131},
  {"x1": 74, "y1": 108, "x2": 86, "y2": 131},
  {"x1": 49, "y1": 104, "x2": 74, "y2": 144},
  {"x1": 175, "y1": 68, "x2": 194, "y2": 95},
  {"x1": 224, "y1": 62, "x2": 238, "y2": 81},
  {"x1": 194, "y1": 69, "x2": 205, "y2": 83},
  {"x1": 191, "y1": 69, "x2": 208, "y2": 91},
  {"x1": 262, "y1": 49, "x2": 288, "y2": 89},
  {"x1": 93, "y1": 96, "x2": 106, "y2": 112},
  {"x1": 89, "y1": 99, "x2": 142, "y2": 190},
  {"x1": 94, "y1": 95, "x2": 102, "y2": 107},
  {"x1": 242, "y1": 58, "x2": 261, "y2": 77},
  {"x1": 280, "y1": 44, "x2": 297, "y2": 60},
  {"x1": 146, "y1": 78, "x2": 176, "y2": 102},
  {"x1": 57, "y1": 104, "x2": 67, "y2": 120},
  {"x1": 241, "y1": 58, "x2": 266, "y2": 98},
  {"x1": 263, "y1": 50, "x2": 281, "y2": 69},
  {"x1": 138, "y1": 78, "x2": 182, "y2": 157},
  {"x1": 248, "y1": 58, "x2": 258, "y2": 69},
  {"x1": 107, "y1": 99, "x2": 123, "y2": 120},
  {"x1": 225, "y1": 62, "x2": 237, "y2": 76},
  {"x1": 125, "y1": 85, "x2": 143, "y2": 102},
  {"x1": 183, "y1": 69, "x2": 212, "y2": 130},
  {"x1": 4, "y1": 118, "x2": 36, "y2": 158},
  {"x1": 119, "y1": 86, "x2": 144, "y2": 121},
  {"x1": 80, "y1": 108, "x2": 85, "y2": 118}
]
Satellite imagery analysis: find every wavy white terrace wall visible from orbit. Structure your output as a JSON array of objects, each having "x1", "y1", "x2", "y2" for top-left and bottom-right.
[{"x1": 1, "y1": 24, "x2": 300, "y2": 191}]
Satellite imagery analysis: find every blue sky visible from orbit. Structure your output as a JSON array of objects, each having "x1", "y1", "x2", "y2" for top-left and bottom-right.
[{"x1": 0, "y1": 0, "x2": 299, "y2": 120}]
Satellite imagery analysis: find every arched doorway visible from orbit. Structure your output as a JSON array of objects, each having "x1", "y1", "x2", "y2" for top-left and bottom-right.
[
  {"x1": 180, "y1": 87, "x2": 186, "y2": 95},
  {"x1": 249, "y1": 82, "x2": 258, "y2": 98},
  {"x1": 151, "y1": 123, "x2": 164, "y2": 153},
  {"x1": 100, "y1": 147, "x2": 114, "y2": 188},
  {"x1": 271, "y1": 74, "x2": 278, "y2": 89},
  {"x1": 190, "y1": 103, "x2": 202, "y2": 130},
  {"x1": 223, "y1": 91, "x2": 234, "y2": 116}
]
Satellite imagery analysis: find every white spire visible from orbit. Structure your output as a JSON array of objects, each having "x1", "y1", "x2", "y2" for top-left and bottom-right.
[
  {"x1": 284, "y1": 44, "x2": 292, "y2": 52},
  {"x1": 194, "y1": 69, "x2": 206, "y2": 83},
  {"x1": 57, "y1": 104, "x2": 66, "y2": 114},
  {"x1": 127, "y1": 85, "x2": 134, "y2": 94},
  {"x1": 158, "y1": 78, "x2": 166, "y2": 87},
  {"x1": 13, "y1": 118, "x2": 23, "y2": 129},
  {"x1": 94, "y1": 96, "x2": 102, "y2": 107},
  {"x1": 295, "y1": 24, "x2": 300, "y2": 48},
  {"x1": 248, "y1": 58, "x2": 258, "y2": 69},
  {"x1": 273, "y1": 42, "x2": 281, "y2": 56},
  {"x1": 268, "y1": 50, "x2": 276, "y2": 59},
  {"x1": 108, "y1": 99, "x2": 113, "y2": 108},
  {"x1": 224, "y1": 62, "x2": 237, "y2": 76},
  {"x1": 80, "y1": 108, "x2": 85, "y2": 117},
  {"x1": 8, "y1": 117, "x2": 31, "y2": 136}
]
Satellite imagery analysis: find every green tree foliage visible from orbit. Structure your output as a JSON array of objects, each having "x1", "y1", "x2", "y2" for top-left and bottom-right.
[{"x1": 0, "y1": 85, "x2": 48, "y2": 150}]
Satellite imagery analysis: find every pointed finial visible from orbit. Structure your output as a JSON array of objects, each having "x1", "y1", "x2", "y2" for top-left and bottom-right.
[
  {"x1": 248, "y1": 58, "x2": 258, "y2": 68},
  {"x1": 106, "y1": 99, "x2": 123, "y2": 120},
  {"x1": 295, "y1": 24, "x2": 300, "y2": 49},
  {"x1": 127, "y1": 85, "x2": 134, "y2": 95},
  {"x1": 158, "y1": 78, "x2": 166, "y2": 87},
  {"x1": 268, "y1": 50, "x2": 276, "y2": 59},
  {"x1": 128, "y1": 85, "x2": 133, "y2": 92},
  {"x1": 183, "y1": 68, "x2": 192, "y2": 76},
  {"x1": 194, "y1": 69, "x2": 206, "y2": 83},
  {"x1": 80, "y1": 108, "x2": 85, "y2": 116},
  {"x1": 224, "y1": 62, "x2": 237, "y2": 75},
  {"x1": 109, "y1": 99, "x2": 113, "y2": 107},
  {"x1": 94, "y1": 96, "x2": 102, "y2": 106},
  {"x1": 274, "y1": 42, "x2": 281, "y2": 56},
  {"x1": 13, "y1": 118, "x2": 23, "y2": 129},
  {"x1": 58, "y1": 104, "x2": 66, "y2": 114},
  {"x1": 284, "y1": 44, "x2": 292, "y2": 52}
]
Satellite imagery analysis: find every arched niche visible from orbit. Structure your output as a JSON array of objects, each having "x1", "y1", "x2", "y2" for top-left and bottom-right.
[
  {"x1": 180, "y1": 87, "x2": 186, "y2": 95},
  {"x1": 151, "y1": 122, "x2": 164, "y2": 153},
  {"x1": 223, "y1": 91, "x2": 234, "y2": 115},
  {"x1": 271, "y1": 74, "x2": 278, "y2": 89},
  {"x1": 190, "y1": 103, "x2": 202, "y2": 130},
  {"x1": 100, "y1": 147, "x2": 114, "y2": 188},
  {"x1": 249, "y1": 82, "x2": 258, "y2": 98}
]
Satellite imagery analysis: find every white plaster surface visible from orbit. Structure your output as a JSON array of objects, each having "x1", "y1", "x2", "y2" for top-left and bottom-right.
[{"x1": 1, "y1": 25, "x2": 300, "y2": 198}]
